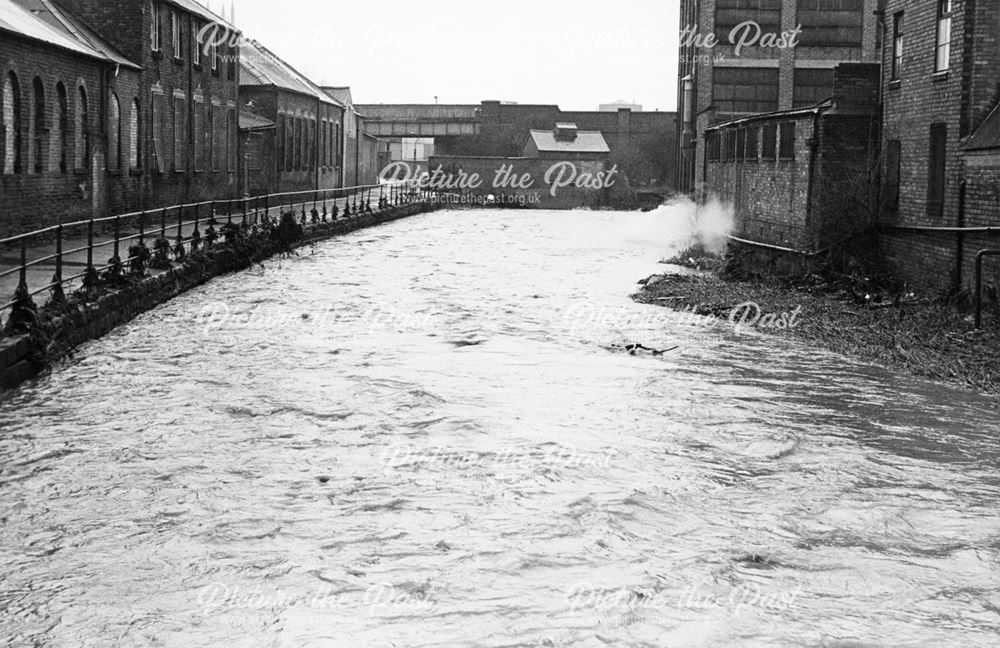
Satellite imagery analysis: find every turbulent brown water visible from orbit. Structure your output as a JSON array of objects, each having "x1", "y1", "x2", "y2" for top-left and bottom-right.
[{"x1": 1, "y1": 209, "x2": 998, "y2": 647}]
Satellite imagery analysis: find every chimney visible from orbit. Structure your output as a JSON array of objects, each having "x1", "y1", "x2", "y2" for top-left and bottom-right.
[{"x1": 555, "y1": 122, "x2": 578, "y2": 142}]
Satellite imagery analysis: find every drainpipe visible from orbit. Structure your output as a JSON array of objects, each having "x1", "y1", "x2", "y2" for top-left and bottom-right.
[{"x1": 680, "y1": 75, "x2": 695, "y2": 194}]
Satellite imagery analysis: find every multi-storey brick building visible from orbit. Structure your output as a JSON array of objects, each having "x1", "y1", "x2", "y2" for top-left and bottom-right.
[
  {"x1": 239, "y1": 39, "x2": 344, "y2": 197},
  {"x1": 879, "y1": 0, "x2": 1000, "y2": 293},
  {"x1": 53, "y1": 0, "x2": 241, "y2": 210},
  {"x1": 677, "y1": 0, "x2": 881, "y2": 196},
  {"x1": 1, "y1": 0, "x2": 140, "y2": 236}
]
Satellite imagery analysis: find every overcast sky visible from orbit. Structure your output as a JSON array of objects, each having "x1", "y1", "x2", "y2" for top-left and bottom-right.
[{"x1": 210, "y1": 0, "x2": 678, "y2": 111}]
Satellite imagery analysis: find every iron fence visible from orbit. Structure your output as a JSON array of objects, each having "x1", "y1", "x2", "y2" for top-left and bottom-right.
[{"x1": 0, "y1": 181, "x2": 431, "y2": 333}]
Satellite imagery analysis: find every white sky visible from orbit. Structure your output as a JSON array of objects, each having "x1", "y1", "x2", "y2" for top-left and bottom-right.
[{"x1": 211, "y1": 0, "x2": 678, "y2": 111}]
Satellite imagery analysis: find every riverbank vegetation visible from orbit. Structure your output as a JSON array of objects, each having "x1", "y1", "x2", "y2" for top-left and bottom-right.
[{"x1": 635, "y1": 266, "x2": 1000, "y2": 397}]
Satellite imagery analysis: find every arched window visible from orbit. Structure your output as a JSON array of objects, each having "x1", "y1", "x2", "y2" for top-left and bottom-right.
[
  {"x1": 56, "y1": 83, "x2": 68, "y2": 172},
  {"x1": 32, "y1": 77, "x2": 45, "y2": 173},
  {"x1": 2, "y1": 71, "x2": 22, "y2": 174},
  {"x1": 108, "y1": 92, "x2": 120, "y2": 171},
  {"x1": 130, "y1": 98, "x2": 140, "y2": 168},
  {"x1": 75, "y1": 85, "x2": 88, "y2": 170}
]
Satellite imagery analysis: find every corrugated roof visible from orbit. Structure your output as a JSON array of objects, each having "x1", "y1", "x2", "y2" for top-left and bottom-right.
[
  {"x1": 240, "y1": 39, "x2": 342, "y2": 107},
  {"x1": 11, "y1": 0, "x2": 138, "y2": 68},
  {"x1": 0, "y1": 0, "x2": 129, "y2": 63},
  {"x1": 528, "y1": 129, "x2": 610, "y2": 154},
  {"x1": 965, "y1": 105, "x2": 1000, "y2": 151}
]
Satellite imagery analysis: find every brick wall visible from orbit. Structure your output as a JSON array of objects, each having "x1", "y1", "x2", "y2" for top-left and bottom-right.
[
  {"x1": 427, "y1": 155, "x2": 620, "y2": 210},
  {"x1": 242, "y1": 86, "x2": 344, "y2": 196},
  {"x1": 55, "y1": 0, "x2": 241, "y2": 211},
  {"x1": 435, "y1": 102, "x2": 676, "y2": 190},
  {"x1": 681, "y1": 0, "x2": 881, "y2": 196},
  {"x1": 1, "y1": 35, "x2": 107, "y2": 237},
  {"x1": 880, "y1": 0, "x2": 1000, "y2": 293}
]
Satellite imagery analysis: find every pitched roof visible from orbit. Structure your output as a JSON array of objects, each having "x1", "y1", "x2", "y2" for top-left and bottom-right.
[
  {"x1": 166, "y1": 0, "x2": 238, "y2": 33},
  {"x1": 0, "y1": 0, "x2": 136, "y2": 65},
  {"x1": 10, "y1": 0, "x2": 138, "y2": 68},
  {"x1": 240, "y1": 39, "x2": 342, "y2": 107},
  {"x1": 324, "y1": 87, "x2": 353, "y2": 106},
  {"x1": 239, "y1": 110, "x2": 275, "y2": 131},
  {"x1": 965, "y1": 105, "x2": 1000, "y2": 151},
  {"x1": 527, "y1": 129, "x2": 610, "y2": 154}
]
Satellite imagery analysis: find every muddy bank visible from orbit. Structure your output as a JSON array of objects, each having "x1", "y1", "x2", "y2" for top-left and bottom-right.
[{"x1": 634, "y1": 271, "x2": 1000, "y2": 397}]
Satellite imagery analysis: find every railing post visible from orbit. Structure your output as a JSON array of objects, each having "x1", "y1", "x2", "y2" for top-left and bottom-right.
[
  {"x1": 160, "y1": 208, "x2": 167, "y2": 239},
  {"x1": 18, "y1": 236, "x2": 27, "y2": 290},
  {"x1": 87, "y1": 219, "x2": 94, "y2": 271},
  {"x1": 113, "y1": 216, "x2": 120, "y2": 259},
  {"x1": 138, "y1": 211, "x2": 146, "y2": 246},
  {"x1": 52, "y1": 224, "x2": 65, "y2": 302}
]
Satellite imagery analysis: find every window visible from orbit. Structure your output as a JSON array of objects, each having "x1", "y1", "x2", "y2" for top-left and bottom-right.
[
  {"x1": 192, "y1": 22, "x2": 201, "y2": 65},
  {"x1": 795, "y1": 0, "x2": 863, "y2": 48},
  {"x1": 227, "y1": 108, "x2": 236, "y2": 172},
  {"x1": 713, "y1": 67, "x2": 779, "y2": 114},
  {"x1": 151, "y1": 92, "x2": 165, "y2": 173},
  {"x1": 277, "y1": 114, "x2": 285, "y2": 171},
  {"x1": 321, "y1": 121, "x2": 327, "y2": 167},
  {"x1": 762, "y1": 123, "x2": 777, "y2": 160},
  {"x1": 793, "y1": 68, "x2": 835, "y2": 108},
  {"x1": 151, "y1": 1, "x2": 161, "y2": 52},
  {"x1": 75, "y1": 85, "x2": 87, "y2": 170},
  {"x1": 108, "y1": 92, "x2": 120, "y2": 171},
  {"x1": 210, "y1": 104, "x2": 218, "y2": 171},
  {"x1": 173, "y1": 96, "x2": 186, "y2": 171},
  {"x1": 707, "y1": 131, "x2": 721, "y2": 162},
  {"x1": 714, "y1": 0, "x2": 781, "y2": 41},
  {"x1": 32, "y1": 77, "x2": 46, "y2": 173},
  {"x1": 745, "y1": 126, "x2": 758, "y2": 161},
  {"x1": 193, "y1": 98, "x2": 203, "y2": 171},
  {"x1": 295, "y1": 118, "x2": 302, "y2": 170},
  {"x1": 334, "y1": 123, "x2": 341, "y2": 167},
  {"x1": 883, "y1": 139, "x2": 901, "y2": 212},
  {"x1": 56, "y1": 83, "x2": 67, "y2": 173},
  {"x1": 927, "y1": 123, "x2": 947, "y2": 217},
  {"x1": 286, "y1": 117, "x2": 294, "y2": 172},
  {"x1": 935, "y1": 0, "x2": 952, "y2": 72},
  {"x1": 130, "y1": 98, "x2": 140, "y2": 168},
  {"x1": 2, "y1": 72, "x2": 22, "y2": 174},
  {"x1": 736, "y1": 127, "x2": 747, "y2": 160},
  {"x1": 891, "y1": 13, "x2": 903, "y2": 81},
  {"x1": 171, "y1": 10, "x2": 181, "y2": 60},
  {"x1": 247, "y1": 133, "x2": 263, "y2": 171},
  {"x1": 778, "y1": 122, "x2": 795, "y2": 160}
]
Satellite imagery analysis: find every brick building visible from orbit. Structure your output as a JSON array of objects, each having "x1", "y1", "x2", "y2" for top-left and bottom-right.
[
  {"x1": 435, "y1": 101, "x2": 676, "y2": 190},
  {"x1": 323, "y1": 87, "x2": 380, "y2": 187},
  {"x1": 879, "y1": 0, "x2": 1000, "y2": 294},
  {"x1": 677, "y1": 0, "x2": 881, "y2": 196},
  {"x1": 704, "y1": 63, "x2": 881, "y2": 273},
  {"x1": 239, "y1": 38, "x2": 344, "y2": 197},
  {"x1": 53, "y1": 0, "x2": 242, "y2": 210},
  {"x1": 1, "y1": 0, "x2": 140, "y2": 236}
]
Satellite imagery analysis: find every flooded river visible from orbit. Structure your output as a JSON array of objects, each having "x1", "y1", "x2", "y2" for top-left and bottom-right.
[{"x1": 1, "y1": 209, "x2": 998, "y2": 647}]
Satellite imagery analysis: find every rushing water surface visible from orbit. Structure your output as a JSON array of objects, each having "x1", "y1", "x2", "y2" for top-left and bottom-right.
[{"x1": 1, "y1": 209, "x2": 999, "y2": 648}]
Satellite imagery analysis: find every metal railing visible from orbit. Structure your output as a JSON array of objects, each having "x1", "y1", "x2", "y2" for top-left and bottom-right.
[{"x1": 0, "y1": 181, "x2": 432, "y2": 332}]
